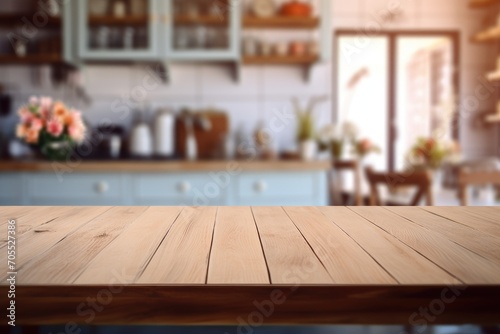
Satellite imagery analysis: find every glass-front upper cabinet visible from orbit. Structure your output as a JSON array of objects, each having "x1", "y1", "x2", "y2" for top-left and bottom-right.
[
  {"x1": 163, "y1": 0, "x2": 240, "y2": 60},
  {"x1": 78, "y1": 0, "x2": 160, "y2": 60}
]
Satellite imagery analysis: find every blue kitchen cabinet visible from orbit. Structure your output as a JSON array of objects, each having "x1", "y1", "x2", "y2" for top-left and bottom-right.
[
  {"x1": 162, "y1": 0, "x2": 241, "y2": 61},
  {"x1": 0, "y1": 171, "x2": 328, "y2": 206},
  {"x1": 74, "y1": 0, "x2": 240, "y2": 62},
  {"x1": 77, "y1": 0, "x2": 161, "y2": 61}
]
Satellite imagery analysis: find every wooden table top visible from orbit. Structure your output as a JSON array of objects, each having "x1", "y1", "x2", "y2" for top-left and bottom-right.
[
  {"x1": 0, "y1": 160, "x2": 331, "y2": 173},
  {"x1": 1, "y1": 206, "x2": 499, "y2": 325}
]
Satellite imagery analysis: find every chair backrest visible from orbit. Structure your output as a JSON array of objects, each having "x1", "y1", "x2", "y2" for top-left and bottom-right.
[
  {"x1": 458, "y1": 169, "x2": 500, "y2": 206},
  {"x1": 365, "y1": 167, "x2": 434, "y2": 206}
]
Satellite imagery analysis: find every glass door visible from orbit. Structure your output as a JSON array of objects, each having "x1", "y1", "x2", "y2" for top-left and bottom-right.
[
  {"x1": 164, "y1": 0, "x2": 240, "y2": 60},
  {"x1": 395, "y1": 36, "x2": 456, "y2": 170},
  {"x1": 335, "y1": 31, "x2": 458, "y2": 172},
  {"x1": 336, "y1": 35, "x2": 390, "y2": 171},
  {"x1": 78, "y1": 0, "x2": 160, "y2": 60}
]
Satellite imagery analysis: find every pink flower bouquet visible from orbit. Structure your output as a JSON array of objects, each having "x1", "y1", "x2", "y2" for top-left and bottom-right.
[{"x1": 16, "y1": 96, "x2": 86, "y2": 160}]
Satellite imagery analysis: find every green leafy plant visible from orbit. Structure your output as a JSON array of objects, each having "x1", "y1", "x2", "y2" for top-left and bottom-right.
[{"x1": 293, "y1": 96, "x2": 326, "y2": 142}]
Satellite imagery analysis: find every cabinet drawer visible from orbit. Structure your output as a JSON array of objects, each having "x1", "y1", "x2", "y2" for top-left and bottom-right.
[
  {"x1": 237, "y1": 172, "x2": 317, "y2": 199},
  {"x1": 30, "y1": 174, "x2": 124, "y2": 199},
  {"x1": 134, "y1": 174, "x2": 226, "y2": 206},
  {"x1": 0, "y1": 173, "x2": 23, "y2": 200}
]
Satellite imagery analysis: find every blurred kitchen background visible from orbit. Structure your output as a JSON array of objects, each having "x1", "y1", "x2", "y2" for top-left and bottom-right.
[{"x1": 0, "y1": 0, "x2": 500, "y2": 208}]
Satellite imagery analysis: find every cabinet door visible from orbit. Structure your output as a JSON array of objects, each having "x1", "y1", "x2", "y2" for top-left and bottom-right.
[
  {"x1": 234, "y1": 172, "x2": 328, "y2": 206},
  {"x1": 0, "y1": 173, "x2": 25, "y2": 206},
  {"x1": 163, "y1": 0, "x2": 240, "y2": 60},
  {"x1": 28, "y1": 173, "x2": 126, "y2": 206},
  {"x1": 78, "y1": 0, "x2": 161, "y2": 60},
  {"x1": 133, "y1": 174, "x2": 226, "y2": 205}
]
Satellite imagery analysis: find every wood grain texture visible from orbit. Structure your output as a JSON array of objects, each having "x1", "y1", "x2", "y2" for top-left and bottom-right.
[
  {"x1": 1, "y1": 206, "x2": 500, "y2": 326},
  {"x1": 207, "y1": 207, "x2": 269, "y2": 284},
  {"x1": 5, "y1": 285, "x2": 500, "y2": 325},
  {"x1": 319, "y1": 207, "x2": 460, "y2": 284},
  {"x1": 283, "y1": 207, "x2": 396, "y2": 284},
  {"x1": 351, "y1": 207, "x2": 500, "y2": 284},
  {"x1": 0, "y1": 160, "x2": 331, "y2": 173},
  {"x1": 252, "y1": 207, "x2": 333, "y2": 284},
  {"x1": 16, "y1": 207, "x2": 148, "y2": 284},
  {"x1": 424, "y1": 206, "x2": 500, "y2": 238},
  {"x1": 388, "y1": 207, "x2": 500, "y2": 263},
  {"x1": 74, "y1": 207, "x2": 183, "y2": 284},
  {"x1": 1, "y1": 207, "x2": 111, "y2": 270},
  {"x1": 137, "y1": 207, "x2": 217, "y2": 284}
]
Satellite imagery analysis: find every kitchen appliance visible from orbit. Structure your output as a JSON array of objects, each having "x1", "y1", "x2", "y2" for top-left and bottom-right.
[
  {"x1": 175, "y1": 110, "x2": 229, "y2": 160},
  {"x1": 96, "y1": 125, "x2": 124, "y2": 159},
  {"x1": 130, "y1": 110, "x2": 153, "y2": 158},
  {"x1": 154, "y1": 108, "x2": 175, "y2": 158}
]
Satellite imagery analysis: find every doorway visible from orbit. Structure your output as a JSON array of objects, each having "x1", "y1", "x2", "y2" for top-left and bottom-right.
[{"x1": 334, "y1": 30, "x2": 460, "y2": 171}]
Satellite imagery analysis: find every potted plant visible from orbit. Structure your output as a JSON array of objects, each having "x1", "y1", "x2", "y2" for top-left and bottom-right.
[
  {"x1": 16, "y1": 96, "x2": 86, "y2": 161},
  {"x1": 294, "y1": 96, "x2": 326, "y2": 161},
  {"x1": 407, "y1": 137, "x2": 461, "y2": 190},
  {"x1": 318, "y1": 124, "x2": 343, "y2": 160},
  {"x1": 352, "y1": 138, "x2": 381, "y2": 160}
]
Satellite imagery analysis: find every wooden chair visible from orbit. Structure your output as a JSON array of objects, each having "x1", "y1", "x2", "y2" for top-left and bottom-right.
[
  {"x1": 365, "y1": 167, "x2": 434, "y2": 206},
  {"x1": 458, "y1": 169, "x2": 500, "y2": 206}
]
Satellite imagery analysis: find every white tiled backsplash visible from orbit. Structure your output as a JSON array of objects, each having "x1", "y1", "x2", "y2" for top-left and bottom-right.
[{"x1": 1, "y1": 0, "x2": 499, "y2": 156}]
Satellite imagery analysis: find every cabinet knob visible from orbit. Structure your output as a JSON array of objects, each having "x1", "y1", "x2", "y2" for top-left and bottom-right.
[
  {"x1": 254, "y1": 180, "x2": 268, "y2": 193},
  {"x1": 177, "y1": 181, "x2": 191, "y2": 194},
  {"x1": 95, "y1": 181, "x2": 109, "y2": 194}
]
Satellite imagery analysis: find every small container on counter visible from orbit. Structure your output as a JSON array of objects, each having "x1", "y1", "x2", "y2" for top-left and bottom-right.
[
  {"x1": 289, "y1": 41, "x2": 307, "y2": 56},
  {"x1": 154, "y1": 108, "x2": 175, "y2": 159}
]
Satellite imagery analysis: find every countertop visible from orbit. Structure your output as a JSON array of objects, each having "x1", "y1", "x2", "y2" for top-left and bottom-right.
[
  {"x1": 0, "y1": 159, "x2": 331, "y2": 173},
  {"x1": 1, "y1": 206, "x2": 499, "y2": 325}
]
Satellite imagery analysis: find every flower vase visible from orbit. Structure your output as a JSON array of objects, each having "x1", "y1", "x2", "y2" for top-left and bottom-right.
[
  {"x1": 41, "y1": 141, "x2": 73, "y2": 161},
  {"x1": 330, "y1": 140, "x2": 344, "y2": 161},
  {"x1": 299, "y1": 139, "x2": 317, "y2": 161},
  {"x1": 430, "y1": 168, "x2": 443, "y2": 192}
]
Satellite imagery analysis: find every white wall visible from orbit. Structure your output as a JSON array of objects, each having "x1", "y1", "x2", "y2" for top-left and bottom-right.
[{"x1": 1, "y1": 0, "x2": 498, "y2": 158}]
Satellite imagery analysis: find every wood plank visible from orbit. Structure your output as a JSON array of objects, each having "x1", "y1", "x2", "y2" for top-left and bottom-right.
[
  {"x1": 0, "y1": 54, "x2": 63, "y2": 65},
  {"x1": 0, "y1": 207, "x2": 78, "y2": 245},
  {"x1": 207, "y1": 207, "x2": 269, "y2": 284},
  {"x1": 388, "y1": 207, "x2": 500, "y2": 263},
  {"x1": 252, "y1": 207, "x2": 333, "y2": 284},
  {"x1": 0, "y1": 207, "x2": 41, "y2": 225},
  {"x1": 137, "y1": 207, "x2": 217, "y2": 284},
  {"x1": 243, "y1": 16, "x2": 320, "y2": 29},
  {"x1": 243, "y1": 55, "x2": 319, "y2": 65},
  {"x1": 424, "y1": 206, "x2": 500, "y2": 238},
  {"x1": 1, "y1": 207, "x2": 111, "y2": 271},
  {"x1": 0, "y1": 161, "x2": 331, "y2": 173},
  {"x1": 283, "y1": 207, "x2": 396, "y2": 284},
  {"x1": 319, "y1": 207, "x2": 459, "y2": 284},
  {"x1": 459, "y1": 207, "x2": 500, "y2": 224},
  {"x1": 16, "y1": 207, "x2": 148, "y2": 284},
  {"x1": 74, "y1": 207, "x2": 183, "y2": 284},
  {"x1": 351, "y1": 207, "x2": 500, "y2": 284},
  {"x1": 9, "y1": 285, "x2": 500, "y2": 325}
]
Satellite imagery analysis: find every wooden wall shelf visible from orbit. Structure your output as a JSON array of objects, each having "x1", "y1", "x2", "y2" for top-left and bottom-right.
[
  {"x1": 0, "y1": 13, "x2": 61, "y2": 27},
  {"x1": 174, "y1": 15, "x2": 228, "y2": 26},
  {"x1": 485, "y1": 114, "x2": 500, "y2": 123},
  {"x1": 0, "y1": 54, "x2": 62, "y2": 64},
  {"x1": 88, "y1": 15, "x2": 148, "y2": 26},
  {"x1": 469, "y1": 0, "x2": 500, "y2": 8},
  {"x1": 471, "y1": 26, "x2": 500, "y2": 42},
  {"x1": 243, "y1": 16, "x2": 320, "y2": 29},
  {"x1": 243, "y1": 55, "x2": 318, "y2": 65}
]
